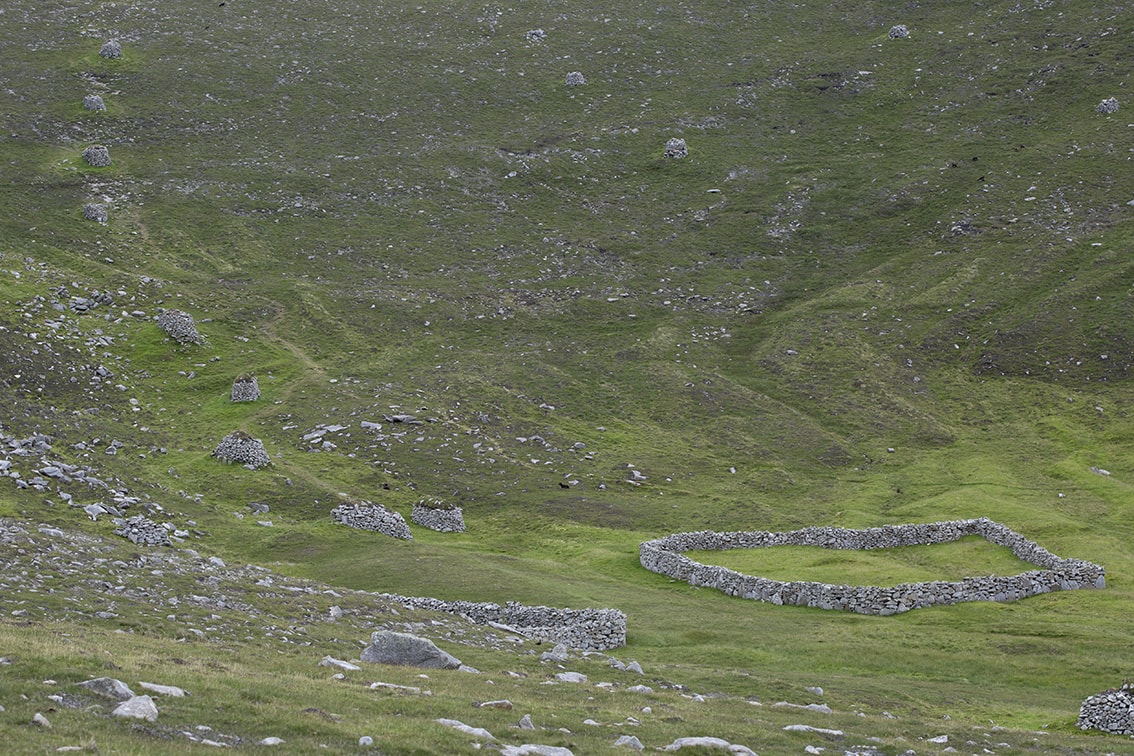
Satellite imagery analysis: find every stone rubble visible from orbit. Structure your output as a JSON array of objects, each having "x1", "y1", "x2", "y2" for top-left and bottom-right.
[
  {"x1": 230, "y1": 373, "x2": 261, "y2": 402},
  {"x1": 1096, "y1": 97, "x2": 1119, "y2": 114},
  {"x1": 83, "y1": 94, "x2": 106, "y2": 111},
  {"x1": 114, "y1": 515, "x2": 172, "y2": 546},
  {"x1": 663, "y1": 138, "x2": 688, "y2": 159},
  {"x1": 83, "y1": 203, "x2": 109, "y2": 223},
  {"x1": 99, "y1": 39, "x2": 123, "y2": 58},
  {"x1": 888, "y1": 25, "x2": 909, "y2": 39}
]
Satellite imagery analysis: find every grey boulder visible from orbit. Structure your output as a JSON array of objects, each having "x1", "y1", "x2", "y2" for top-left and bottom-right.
[{"x1": 360, "y1": 630, "x2": 462, "y2": 669}]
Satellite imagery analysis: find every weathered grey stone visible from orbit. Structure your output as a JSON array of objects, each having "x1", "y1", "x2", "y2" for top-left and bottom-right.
[
  {"x1": 565, "y1": 71, "x2": 586, "y2": 87},
  {"x1": 1097, "y1": 97, "x2": 1119, "y2": 114},
  {"x1": 411, "y1": 499, "x2": 465, "y2": 532},
  {"x1": 230, "y1": 373, "x2": 260, "y2": 402},
  {"x1": 112, "y1": 695, "x2": 158, "y2": 721},
  {"x1": 157, "y1": 309, "x2": 204, "y2": 345},
  {"x1": 888, "y1": 24, "x2": 909, "y2": 39},
  {"x1": 138, "y1": 682, "x2": 188, "y2": 697},
  {"x1": 77, "y1": 677, "x2": 135, "y2": 701},
  {"x1": 360, "y1": 630, "x2": 462, "y2": 669},
  {"x1": 83, "y1": 94, "x2": 106, "y2": 111},
  {"x1": 333, "y1": 501, "x2": 411, "y2": 539},
  {"x1": 81, "y1": 145, "x2": 111, "y2": 167},
  {"x1": 83, "y1": 203, "x2": 108, "y2": 223},
  {"x1": 99, "y1": 40, "x2": 123, "y2": 58},
  {"x1": 213, "y1": 431, "x2": 270, "y2": 468},
  {"x1": 613, "y1": 735, "x2": 644, "y2": 751}
]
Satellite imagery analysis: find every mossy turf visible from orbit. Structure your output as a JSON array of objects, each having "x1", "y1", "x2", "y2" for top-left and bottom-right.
[{"x1": 2, "y1": 0, "x2": 1134, "y2": 751}]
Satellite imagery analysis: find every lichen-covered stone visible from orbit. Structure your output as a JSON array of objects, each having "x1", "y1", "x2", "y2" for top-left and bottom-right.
[{"x1": 411, "y1": 500, "x2": 466, "y2": 533}]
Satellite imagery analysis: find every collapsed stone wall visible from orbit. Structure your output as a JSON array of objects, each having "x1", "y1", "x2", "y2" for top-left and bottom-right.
[
  {"x1": 383, "y1": 595, "x2": 626, "y2": 651},
  {"x1": 332, "y1": 501, "x2": 412, "y2": 540},
  {"x1": 212, "y1": 431, "x2": 270, "y2": 469},
  {"x1": 157, "y1": 309, "x2": 205, "y2": 345},
  {"x1": 230, "y1": 374, "x2": 260, "y2": 402},
  {"x1": 1078, "y1": 683, "x2": 1134, "y2": 734},
  {"x1": 640, "y1": 518, "x2": 1105, "y2": 615}
]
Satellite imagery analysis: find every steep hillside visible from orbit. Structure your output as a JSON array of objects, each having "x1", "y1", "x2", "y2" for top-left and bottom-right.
[{"x1": 2, "y1": 0, "x2": 1134, "y2": 752}]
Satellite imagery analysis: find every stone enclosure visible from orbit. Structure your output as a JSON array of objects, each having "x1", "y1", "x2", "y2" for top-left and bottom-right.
[
  {"x1": 1079, "y1": 682, "x2": 1134, "y2": 734},
  {"x1": 640, "y1": 518, "x2": 1104, "y2": 615}
]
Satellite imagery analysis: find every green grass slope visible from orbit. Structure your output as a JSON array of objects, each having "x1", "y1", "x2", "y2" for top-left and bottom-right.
[{"x1": 1, "y1": 0, "x2": 1134, "y2": 751}]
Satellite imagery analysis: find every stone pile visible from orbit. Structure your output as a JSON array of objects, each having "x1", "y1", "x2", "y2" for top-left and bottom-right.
[
  {"x1": 331, "y1": 501, "x2": 412, "y2": 540},
  {"x1": 565, "y1": 71, "x2": 586, "y2": 87},
  {"x1": 83, "y1": 94, "x2": 106, "y2": 111},
  {"x1": 113, "y1": 515, "x2": 171, "y2": 546},
  {"x1": 1096, "y1": 97, "x2": 1119, "y2": 114},
  {"x1": 83, "y1": 204, "x2": 108, "y2": 223},
  {"x1": 411, "y1": 498, "x2": 465, "y2": 533},
  {"x1": 384, "y1": 595, "x2": 627, "y2": 650},
  {"x1": 82, "y1": 145, "x2": 111, "y2": 167},
  {"x1": 212, "y1": 431, "x2": 271, "y2": 468},
  {"x1": 157, "y1": 308, "x2": 204, "y2": 344},
  {"x1": 640, "y1": 518, "x2": 1105, "y2": 615},
  {"x1": 1078, "y1": 683, "x2": 1134, "y2": 734},
  {"x1": 230, "y1": 374, "x2": 260, "y2": 402},
  {"x1": 99, "y1": 40, "x2": 123, "y2": 58},
  {"x1": 71, "y1": 290, "x2": 114, "y2": 313},
  {"x1": 664, "y1": 138, "x2": 688, "y2": 159},
  {"x1": 888, "y1": 24, "x2": 909, "y2": 39},
  {"x1": 525, "y1": 29, "x2": 547, "y2": 43}
]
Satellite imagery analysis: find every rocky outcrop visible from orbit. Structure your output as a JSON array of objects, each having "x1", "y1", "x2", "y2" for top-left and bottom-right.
[
  {"x1": 81, "y1": 145, "x2": 111, "y2": 167},
  {"x1": 640, "y1": 518, "x2": 1105, "y2": 615},
  {"x1": 360, "y1": 630, "x2": 462, "y2": 669},
  {"x1": 157, "y1": 308, "x2": 204, "y2": 345},
  {"x1": 230, "y1": 374, "x2": 260, "y2": 402},
  {"x1": 1079, "y1": 683, "x2": 1134, "y2": 734},
  {"x1": 213, "y1": 431, "x2": 271, "y2": 468},
  {"x1": 331, "y1": 501, "x2": 411, "y2": 539}
]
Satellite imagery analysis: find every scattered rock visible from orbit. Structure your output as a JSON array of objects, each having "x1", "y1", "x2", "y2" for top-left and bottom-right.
[
  {"x1": 555, "y1": 671, "x2": 587, "y2": 683},
  {"x1": 501, "y1": 746, "x2": 574, "y2": 756},
  {"x1": 435, "y1": 718, "x2": 496, "y2": 740},
  {"x1": 359, "y1": 736, "x2": 374, "y2": 746},
  {"x1": 360, "y1": 630, "x2": 462, "y2": 669},
  {"x1": 517, "y1": 713, "x2": 535, "y2": 730},
  {"x1": 81, "y1": 145, "x2": 111, "y2": 167},
  {"x1": 258, "y1": 737, "x2": 285, "y2": 746},
  {"x1": 613, "y1": 735, "x2": 644, "y2": 751},
  {"x1": 783, "y1": 724, "x2": 844, "y2": 737},
  {"x1": 888, "y1": 24, "x2": 909, "y2": 39},
  {"x1": 32, "y1": 712, "x2": 52, "y2": 728},
  {"x1": 318, "y1": 655, "x2": 361, "y2": 672},
  {"x1": 662, "y1": 736, "x2": 756, "y2": 754},
  {"x1": 138, "y1": 682, "x2": 188, "y2": 697},
  {"x1": 77, "y1": 676, "x2": 135, "y2": 701},
  {"x1": 99, "y1": 39, "x2": 123, "y2": 58},
  {"x1": 112, "y1": 695, "x2": 159, "y2": 722},
  {"x1": 663, "y1": 138, "x2": 688, "y2": 159},
  {"x1": 475, "y1": 699, "x2": 513, "y2": 710}
]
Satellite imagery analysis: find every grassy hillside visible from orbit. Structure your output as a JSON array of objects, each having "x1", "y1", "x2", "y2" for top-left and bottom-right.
[{"x1": 2, "y1": 0, "x2": 1134, "y2": 752}]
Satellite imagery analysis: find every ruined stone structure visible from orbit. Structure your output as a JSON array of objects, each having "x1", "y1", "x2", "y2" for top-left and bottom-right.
[
  {"x1": 888, "y1": 25, "x2": 909, "y2": 39},
  {"x1": 332, "y1": 501, "x2": 412, "y2": 540},
  {"x1": 411, "y1": 497, "x2": 466, "y2": 533},
  {"x1": 83, "y1": 94, "x2": 106, "y2": 111},
  {"x1": 230, "y1": 374, "x2": 260, "y2": 402},
  {"x1": 114, "y1": 515, "x2": 171, "y2": 546},
  {"x1": 1079, "y1": 683, "x2": 1134, "y2": 734},
  {"x1": 82, "y1": 145, "x2": 111, "y2": 167},
  {"x1": 212, "y1": 431, "x2": 271, "y2": 468},
  {"x1": 640, "y1": 518, "x2": 1104, "y2": 615},
  {"x1": 157, "y1": 309, "x2": 204, "y2": 345},
  {"x1": 83, "y1": 204, "x2": 108, "y2": 223},
  {"x1": 99, "y1": 40, "x2": 123, "y2": 58},
  {"x1": 565, "y1": 71, "x2": 586, "y2": 87},
  {"x1": 664, "y1": 138, "x2": 688, "y2": 159},
  {"x1": 1097, "y1": 97, "x2": 1119, "y2": 114}
]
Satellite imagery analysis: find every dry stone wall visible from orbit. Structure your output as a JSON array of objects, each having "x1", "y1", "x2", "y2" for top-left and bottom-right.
[
  {"x1": 640, "y1": 518, "x2": 1104, "y2": 615},
  {"x1": 157, "y1": 309, "x2": 204, "y2": 345},
  {"x1": 212, "y1": 431, "x2": 270, "y2": 468},
  {"x1": 411, "y1": 503, "x2": 466, "y2": 533},
  {"x1": 230, "y1": 374, "x2": 260, "y2": 402},
  {"x1": 1078, "y1": 683, "x2": 1134, "y2": 734},
  {"x1": 383, "y1": 595, "x2": 626, "y2": 651},
  {"x1": 332, "y1": 501, "x2": 412, "y2": 540}
]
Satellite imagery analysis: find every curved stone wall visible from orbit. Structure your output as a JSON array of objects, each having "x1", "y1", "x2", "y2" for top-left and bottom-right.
[
  {"x1": 1079, "y1": 683, "x2": 1134, "y2": 734},
  {"x1": 383, "y1": 594, "x2": 626, "y2": 650},
  {"x1": 640, "y1": 518, "x2": 1104, "y2": 615}
]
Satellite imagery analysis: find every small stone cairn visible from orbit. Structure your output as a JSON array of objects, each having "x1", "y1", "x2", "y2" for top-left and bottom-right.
[
  {"x1": 157, "y1": 308, "x2": 204, "y2": 345},
  {"x1": 1079, "y1": 682, "x2": 1134, "y2": 734},
  {"x1": 83, "y1": 204, "x2": 109, "y2": 224},
  {"x1": 332, "y1": 500, "x2": 412, "y2": 540},
  {"x1": 525, "y1": 28, "x2": 547, "y2": 43},
  {"x1": 888, "y1": 24, "x2": 909, "y2": 39},
  {"x1": 81, "y1": 145, "x2": 111, "y2": 167},
  {"x1": 664, "y1": 138, "x2": 688, "y2": 159},
  {"x1": 99, "y1": 40, "x2": 123, "y2": 59},
  {"x1": 114, "y1": 515, "x2": 171, "y2": 546},
  {"x1": 1096, "y1": 97, "x2": 1119, "y2": 114},
  {"x1": 565, "y1": 71, "x2": 586, "y2": 87},
  {"x1": 213, "y1": 431, "x2": 271, "y2": 468},
  {"x1": 230, "y1": 373, "x2": 260, "y2": 402},
  {"x1": 411, "y1": 496, "x2": 466, "y2": 533},
  {"x1": 83, "y1": 94, "x2": 106, "y2": 111}
]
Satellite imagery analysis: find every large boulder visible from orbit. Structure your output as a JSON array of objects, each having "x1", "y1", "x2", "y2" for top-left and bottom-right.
[
  {"x1": 77, "y1": 677, "x2": 135, "y2": 701},
  {"x1": 112, "y1": 695, "x2": 159, "y2": 722},
  {"x1": 359, "y1": 630, "x2": 462, "y2": 669}
]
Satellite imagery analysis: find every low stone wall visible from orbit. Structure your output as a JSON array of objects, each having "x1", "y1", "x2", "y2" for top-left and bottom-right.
[
  {"x1": 383, "y1": 595, "x2": 626, "y2": 651},
  {"x1": 213, "y1": 431, "x2": 270, "y2": 468},
  {"x1": 640, "y1": 518, "x2": 1104, "y2": 615},
  {"x1": 1078, "y1": 683, "x2": 1134, "y2": 734},
  {"x1": 411, "y1": 504, "x2": 466, "y2": 533},
  {"x1": 114, "y1": 515, "x2": 170, "y2": 546},
  {"x1": 332, "y1": 502, "x2": 412, "y2": 540},
  {"x1": 230, "y1": 374, "x2": 260, "y2": 402}
]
